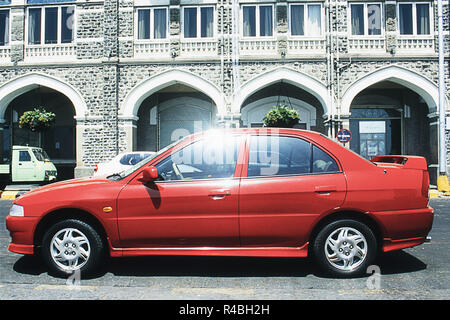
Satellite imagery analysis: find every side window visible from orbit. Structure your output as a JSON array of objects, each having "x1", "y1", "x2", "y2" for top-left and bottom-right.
[
  {"x1": 312, "y1": 145, "x2": 339, "y2": 173},
  {"x1": 248, "y1": 136, "x2": 311, "y2": 177},
  {"x1": 19, "y1": 151, "x2": 31, "y2": 162},
  {"x1": 155, "y1": 136, "x2": 241, "y2": 181},
  {"x1": 248, "y1": 135, "x2": 340, "y2": 177}
]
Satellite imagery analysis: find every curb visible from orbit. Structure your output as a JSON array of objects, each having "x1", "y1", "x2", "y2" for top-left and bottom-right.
[
  {"x1": 0, "y1": 190, "x2": 30, "y2": 199},
  {"x1": 0, "y1": 191, "x2": 19, "y2": 199},
  {"x1": 429, "y1": 189, "x2": 450, "y2": 198}
]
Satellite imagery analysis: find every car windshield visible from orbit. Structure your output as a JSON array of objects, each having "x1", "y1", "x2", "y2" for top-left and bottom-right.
[
  {"x1": 119, "y1": 153, "x2": 153, "y2": 165},
  {"x1": 110, "y1": 137, "x2": 189, "y2": 180},
  {"x1": 32, "y1": 148, "x2": 50, "y2": 162}
]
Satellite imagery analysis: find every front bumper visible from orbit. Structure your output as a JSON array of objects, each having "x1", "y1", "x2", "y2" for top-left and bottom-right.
[{"x1": 5, "y1": 215, "x2": 39, "y2": 255}]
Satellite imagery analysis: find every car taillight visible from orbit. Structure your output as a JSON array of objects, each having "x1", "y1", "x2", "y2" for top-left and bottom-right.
[
  {"x1": 422, "y1": 170, "x2": 430, "y2": 198},
  {"x1": 94, "y1": 164, "x2": 98, "y2": 172}
]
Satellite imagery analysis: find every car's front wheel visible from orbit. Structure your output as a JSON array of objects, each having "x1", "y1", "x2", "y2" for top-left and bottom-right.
[
  {"x1": 41, "y1": 219, "x2": 105, "y2": 277},
  {"x1": 312, "y1": 219, "x2": 377, "y2": 278}
]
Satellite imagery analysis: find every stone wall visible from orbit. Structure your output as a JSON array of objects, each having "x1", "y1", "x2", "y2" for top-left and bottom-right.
[{"x1": 0, "y1": 0, "x2": 448, "y2": 175}]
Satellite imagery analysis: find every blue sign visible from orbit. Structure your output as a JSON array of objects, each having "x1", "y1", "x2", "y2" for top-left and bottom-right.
[{"x1": 337, "y1": 129, "x2": 352, "y2": 144}]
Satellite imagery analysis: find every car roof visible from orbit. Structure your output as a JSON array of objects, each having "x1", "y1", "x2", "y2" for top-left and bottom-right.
[{"x1": 188, "y1": 128, "x2": 323, "y2": 140}]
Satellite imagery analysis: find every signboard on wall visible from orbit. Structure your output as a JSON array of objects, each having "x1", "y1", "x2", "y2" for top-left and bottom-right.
[{"x1": 359, "y1": 121, "x2": 386, "y2": 134}]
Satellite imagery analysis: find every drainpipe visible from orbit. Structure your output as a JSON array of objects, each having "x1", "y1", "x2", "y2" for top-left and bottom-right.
[
  {"x1": 436, "y1": 0, "x2": 450, "y2": 193},
  {"x1": 325, "y1": 0, "x2": 333, "y2": 138}
]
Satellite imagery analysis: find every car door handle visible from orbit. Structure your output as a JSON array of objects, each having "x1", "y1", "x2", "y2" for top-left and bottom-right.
[
  {"x1": 208, "y1": 189, "x2": 231, "y2": 200},
  {"x1": 315, "y1": 186, "x2": 337, "y2": 194}
]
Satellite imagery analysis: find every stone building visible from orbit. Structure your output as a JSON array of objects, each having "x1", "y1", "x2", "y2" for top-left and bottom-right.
[{"x1": 0, "y1": 0, "x2": 448, "y2": 182}]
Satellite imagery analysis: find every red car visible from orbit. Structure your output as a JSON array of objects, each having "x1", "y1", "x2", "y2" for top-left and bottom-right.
[{"x1": 6, "y1": 128, "x2": 433, "y2": 277}]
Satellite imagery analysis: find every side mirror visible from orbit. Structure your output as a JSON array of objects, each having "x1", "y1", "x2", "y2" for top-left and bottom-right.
[{"x1": 142, "y1": 166, "x2": 158, "y2": 182}]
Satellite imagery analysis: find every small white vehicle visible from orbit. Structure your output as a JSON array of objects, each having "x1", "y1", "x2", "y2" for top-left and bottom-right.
[
  {"x1": 94, "y1": 151, "x2": 155, "y2": 177},
  {"x1": 0, "y1": 145, "x2": 57, "y2": 183}
]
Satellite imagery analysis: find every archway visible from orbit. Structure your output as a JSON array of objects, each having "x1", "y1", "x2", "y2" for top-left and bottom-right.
[
  {"x1": 136, "y1": 85, "x2": 217, "y2": 151},
  {"x1": 121, "y1": 70, "x2": 223, "y2": 151},
  {"x1": 233, "y1": 67, "x2": 331, "y2": 118},
  {"x1": 342, "y1": 67, "x2": 443, "y2": 183},
  {"x1": 0, "y1": 73, "x2": 86, "y2": 179},
  {"x1": 121, "y1": 69, "x2": 225, "y2": 119}
]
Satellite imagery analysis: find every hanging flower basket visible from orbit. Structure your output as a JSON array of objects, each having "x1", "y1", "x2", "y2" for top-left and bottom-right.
[
  {"x1": 19, "y1": 108, "x2": 56, "y2": 132},
  {"x1": 263, "y1": 104, "x2": 300, "y2": 128}
]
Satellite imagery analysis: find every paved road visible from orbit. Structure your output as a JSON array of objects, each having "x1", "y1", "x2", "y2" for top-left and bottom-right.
[{"x1": 0, "y1": 198, "x2": 449, "y2": 301}]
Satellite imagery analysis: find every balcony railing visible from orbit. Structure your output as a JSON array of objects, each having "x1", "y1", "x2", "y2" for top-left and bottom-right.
[
  {"x1": 396, "y1": 37, "x2": 434, "y2": 52},
  {"x1": 134, "y1": 41, "x2": 170, "y2": 58},
  {"x1": 287, "y1": 38, "x2": 326, "y2": 54},
  {"x1": 24, "y1": 44, "x2": 76, "y2": 61},
  {"x1": 0, "y1": 35, "x2": 437, "y2": 64},
  {"x1": 0, "y1": 46, "x2": 10, "y2": 61},
  {"x1": 180, "y1": 39, "x2": 218, "y2": 57},
  {"x1": 348, "y1": 38, "x2": 386, "y2": 52},
  {"x1": 239, "y1": 38, "x2": 278, "y2": 56}
]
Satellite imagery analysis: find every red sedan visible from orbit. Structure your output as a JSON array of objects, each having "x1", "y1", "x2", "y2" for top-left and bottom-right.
[{"x1": 6, "y1": 128, "x2": 433, "y2": 277}]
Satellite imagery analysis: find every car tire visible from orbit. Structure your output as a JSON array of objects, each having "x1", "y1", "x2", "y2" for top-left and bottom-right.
[
  {"x1": 312, "y1": 219, "x2": 377, "y2": 278},
  {"x1": 41, "y1": 219, "x2": 105, "y2": 277}
]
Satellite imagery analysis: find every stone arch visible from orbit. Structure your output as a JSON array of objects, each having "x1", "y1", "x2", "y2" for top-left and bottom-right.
[
  {"x1": 0, "y1": 73, "x2": 87, "y2": 121},
  {"x1": 233, "y1": 67, "x2": 332, "y2": 116},
  {"x1": 120, "y1": 69, "x2": 226, "y2": 119},
  {"x1": 341, "y1": 66, "x2": 447, "y2": 115},
  {"x1": 241, "y1": 96, "x2": 317, "y2": 129}
]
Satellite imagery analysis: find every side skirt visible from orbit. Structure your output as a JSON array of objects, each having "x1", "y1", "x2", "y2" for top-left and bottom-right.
[{"x1": 109, "y1": 243, "x2": 309, "y2": 258}]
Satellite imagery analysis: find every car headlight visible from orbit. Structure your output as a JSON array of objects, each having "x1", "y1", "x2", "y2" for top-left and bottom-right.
[{"x1": 9, "y1": 204, "x2": 24, "y2": 217}]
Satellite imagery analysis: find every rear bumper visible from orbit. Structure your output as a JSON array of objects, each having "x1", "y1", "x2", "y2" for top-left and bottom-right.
[
  {"x1": 371, "y1": 206, "x2": 434, "y2": 252},
  {"x1": 5, "y1": 215, "x2": 39, "y2": 255},
  {"x1": 382, "y1": 236, "x2": 428, "y2": 252}
]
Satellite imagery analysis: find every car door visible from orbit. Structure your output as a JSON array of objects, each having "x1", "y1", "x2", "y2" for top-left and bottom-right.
[
  {"x1": 239, "y1": 134, "x2": 347, "y2": 247},
  {"x1": 13, "y1": 149, "x2": 36, "y2": 182},
  {"x1": 117, "y1": 135, "x2": 244, "y2": 248}
]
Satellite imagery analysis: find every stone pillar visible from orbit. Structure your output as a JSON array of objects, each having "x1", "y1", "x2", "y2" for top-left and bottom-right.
[
  {"x1": 169, "y1": 0, "x2": 180, "y2": 58},
  {"x1": 102, "y1": 0, "x2": 119, "y2": 159},
  {"x1": 276, "y1": 0, "x2": 287, "y2": 58},
  {"x1": 76, "y1": 3, "x2": 104, "y2": 60},
  {"x1": 385, "y1": 1, "x2": 397, "y2": 54},
  {"x1": 118, "y1": 0, "x2": 134, "y2": 58},
  {"x1": 10, "y1": 0, "x2": 25, "y2": 63},
  {"x1": 118, "y1": 116, "x2": 138, "y2": 153}
]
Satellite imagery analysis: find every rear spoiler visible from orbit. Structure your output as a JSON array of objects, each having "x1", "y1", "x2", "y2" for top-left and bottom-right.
[{"x1": 370, "y1": 155, "x2": 428, "y2": 171}]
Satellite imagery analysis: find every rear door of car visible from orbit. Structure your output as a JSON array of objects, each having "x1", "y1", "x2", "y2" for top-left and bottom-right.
[
  {"x1": 117, "y1": 134, "x2": 245, "y2": 248},
  {"x1": 238, "y1": 134, "x2": 347, "y2": 247}
]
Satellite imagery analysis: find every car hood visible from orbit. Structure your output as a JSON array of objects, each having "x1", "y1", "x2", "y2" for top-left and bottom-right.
[{"x1": 15, "y1": 176, "x2": 113, "y2": 201}]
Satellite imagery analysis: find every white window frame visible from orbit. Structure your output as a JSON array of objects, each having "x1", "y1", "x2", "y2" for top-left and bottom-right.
[
  {"x1": 397, "y1": 2, "x2": 433, "y2": 38},
  {"x1": 288, "y1": 3, "x2": 325, "y2": 38},
  {"x1": 347, "y1": 2, "x2": 384, "y2": 38},
  {"x1": 134, "y1": 7, "x2": 169, "y2": 41},
  {"x1": 0, "y1": 8, "x2": 10, "y2": 47},
  {"x1": 241, "y1": 3, "x2": 275, "y2": 39},
  {"x1": 181, "y1": 5, "x2": 216, "y2": 40},
  {"x1": 25, "y1": 5, "x2": 76, "y2": 46}
]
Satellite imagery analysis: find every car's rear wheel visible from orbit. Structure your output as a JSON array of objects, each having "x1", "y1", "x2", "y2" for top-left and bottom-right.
[
  {"x1": 41, "y1": 219, "x2": 105, "y2": 277},
  {"x1": 312, "y1": 219, "x2": 377, "y2": 278}
]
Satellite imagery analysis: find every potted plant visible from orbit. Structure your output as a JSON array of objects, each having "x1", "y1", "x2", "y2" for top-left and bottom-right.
[
  {"x1": 262, "y1": 104, "x2": 300, "y2": 128},
  {"x1": 18, "y1": 108, "x2": 56, "y2": 147}
]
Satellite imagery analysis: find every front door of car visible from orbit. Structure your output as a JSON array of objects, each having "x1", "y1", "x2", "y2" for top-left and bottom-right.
[
  {"x1": 239, "y1": 135, "x2": 347, "y2": 247},
  {"x1": 117, "y1": 135, "x2": 244, "y2": 248}
]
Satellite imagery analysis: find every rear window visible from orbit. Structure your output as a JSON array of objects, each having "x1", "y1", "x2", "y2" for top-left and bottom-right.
[{"x1": 248, "y1": 135, "x2": 340, "y2": 177}]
